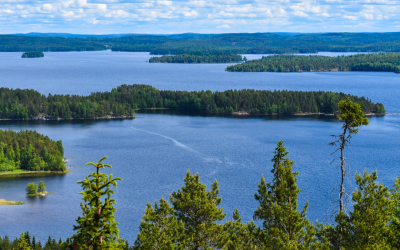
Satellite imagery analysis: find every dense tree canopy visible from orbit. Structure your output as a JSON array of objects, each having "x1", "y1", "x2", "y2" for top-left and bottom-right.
[
  {"x1": 0, "y1": 85, "x2": 385, "y2": 120},
  {"x1": 4, "y1": 32, "x2": 400, "y2": 54},
  {"x1": 149, "y1": 53, "x2": 245, "y2": 63},
  {"x1": 226, "y1": 52, "x2": 400, "y2": 73},
  {"x1": 0, "y1": 129, "x2": 65, "y2": 172},
  {"x1": 21, "y1": 51, "x2": 44, "y2": 58}
]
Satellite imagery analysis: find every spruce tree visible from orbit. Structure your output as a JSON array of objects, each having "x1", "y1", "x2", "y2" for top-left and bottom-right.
[
  {"x1": 170, "y1": 170, "x2": 226, "y2": 250},
  {"x1": 254, "y1": 140, "x2": 320, "y2": 249},
  {"x1": 133, "y1": 197, "x2": 184, "y2": 249},
  {"x1": 333, "y1": 169, "x2": 391, "y2": 249},
  {"x1": 64, "y1": 156, "x2": 123, "y2": 250}
]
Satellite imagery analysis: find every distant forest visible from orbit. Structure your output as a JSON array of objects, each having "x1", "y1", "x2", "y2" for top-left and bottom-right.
[
  {"x1": 0, "y1": 85, "x2": 385, "y2": 120},
  {"x1": 0, "y1": 130, "x2": 65, "y2": 172},
  {"x1": 2, "y1": 33, "x2": 400, "y2": 54},
  {"x1": 149, "y1": 53, "x2": 245, "y2": 63},
  {"x1": 21, "y1": 51, "x2": 44, "y2": 58},
  {"x1": 226, "y1": 52, "x2": 400, "y2": 73}
]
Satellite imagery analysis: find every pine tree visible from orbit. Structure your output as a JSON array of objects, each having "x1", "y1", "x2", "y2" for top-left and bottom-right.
[
  {"x1": 17, "y1": 233, "x2": 32, "y2": 250},
  {"x1": 333, "y1": 169, "x2": 392, "y2": 249},
  {"x1": 63, "y1": 156, "x2": 124, "y2": 250},
  {"x1": 221, "y1": 208, "x2": 258, "y2": 250},
  {"x1": 134, "y1": 197, "x2": 184, "y2": 249},
  {"x1": 254, "y1": 140, "x2": 320, "y2": 249},
  {"x1": 170, "y1": 170, "x2": 226, "y2": 250},
  {"x1": 388, "y1": 176, "x2": 400, "y2": 248},
  {"x1": 329, "y1": 97, "x2": 369, "y2": 217}
]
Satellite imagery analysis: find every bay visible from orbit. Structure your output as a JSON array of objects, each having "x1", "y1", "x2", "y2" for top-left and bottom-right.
[{"x1": 0, "y1": 51, "x2": 399, "y2": 243}]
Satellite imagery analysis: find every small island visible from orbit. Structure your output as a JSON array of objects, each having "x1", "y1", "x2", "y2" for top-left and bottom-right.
[
  {"x1": 149, "y1": 53, "x2": 246, "y2": 63},
  {"x1": 0, "y1": 199, "x2": 25, "y2": 205},
  {"x1": 26, "y1": 181, "x2": 51, "y2": 197},
  {"x1": 21, "y1": 51, "x2": 44, "y2": 58},
  {"x1": 226, "y1": 52, "x2": 400, "y2": 73}
]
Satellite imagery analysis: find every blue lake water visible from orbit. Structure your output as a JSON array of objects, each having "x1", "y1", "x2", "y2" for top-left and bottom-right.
[{"x1": 0, "y1": 51, "x2": 399, "y2": 243}]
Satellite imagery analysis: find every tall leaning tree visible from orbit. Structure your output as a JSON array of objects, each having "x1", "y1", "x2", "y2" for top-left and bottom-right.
[{"x1": 328, "y1": 97, "x2": 369, "y2": 219}]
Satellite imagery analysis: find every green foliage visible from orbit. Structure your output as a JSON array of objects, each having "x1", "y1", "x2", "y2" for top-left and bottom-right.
[
  {"x1": 227, "y1": 53, "x2": 400, "y2": 73},
  {"x1": 64, "y1": 156, "x2": 123, "y2": 250},
  {"x1": 0, "y1": 85, "x2": 382, "y2": 119},
  {"x1": 220, "y1": 209, "x2": 258, "y2": 250},
  {"x1": 337, "y1": 97, "x2": 370, "y2": 134},
  {"x1": 25, "y1": 182, "x2": 37, "y2": 195},
  {"x1": 254, "y1": 140, "x2": 320, "y2": 249},
  {"x1": 387, "y1": 176, "x2": 400, "y2": 249},
  {"x1": 330, "y1": 170, "x2": 392, "y2": 249},
  {"x1": 0, "y1": 35, "x2": 106, "y2": 52},
  {"x1": 149, "y1": 53, "x2": 243, "y2": 63},
  {"x1": 0, "y1": 233, "x2": 63, "y2": 250},
  {"x1": 133, "y1": 197, "x2": 184, "y2": 249},
  {"x1": 0, "y1": 130, "x2": 66, "y2": 172},
  {"x1": 170, "y1": 170, "x2": 226, "y2": 249},
  {"x1": 38, "y1": 181, "x2": 46, "y2": 193},
  {"x1": 21, "y1": 52, "x2": 44, "y2": 58}
]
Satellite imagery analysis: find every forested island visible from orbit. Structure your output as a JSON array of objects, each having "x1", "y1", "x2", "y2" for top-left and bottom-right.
[
  {"x1": 3, "y1": 32, "x2": 400, "y2": 54},
  {"x1": 0, "y1": 85, "x2": 385, "y2": 119},
  {"x1": 149, "y1": 53, "x2": 246, "y2": 63},
  {"x1": 0, "y1": 130, "x2": 66, "y2": 173},
  {"x1": 227, "y1": 52, "x2": 400, "y2": 73},
  {"x1": 21, "y1": 51, "x2": 44, "y2": 58}
]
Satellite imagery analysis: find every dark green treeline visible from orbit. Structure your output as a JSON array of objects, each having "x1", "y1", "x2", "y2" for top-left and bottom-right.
[
  {"x1": 0, "y1": 233, "x2": 62, "y2": 250},
  {"x1": 21, "y1": 51, "x2": 44, "y2": 58},
  {"x1": 0, "y1": 130, "x2": 65, "y2": 172},
  {"x1": 149, "y1": 53, "x2": 245, "y2": 63},
  {"x1": 227, "y1": 52, "x2": 400, "y2": 73},
  {"x1": 0, "y1": 85, "x2": 385, "y2": 119}
]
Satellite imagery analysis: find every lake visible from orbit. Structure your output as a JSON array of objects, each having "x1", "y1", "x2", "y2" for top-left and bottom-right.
[{"x1": 0, "y1": 51, "x2": 399, "y2": 243}]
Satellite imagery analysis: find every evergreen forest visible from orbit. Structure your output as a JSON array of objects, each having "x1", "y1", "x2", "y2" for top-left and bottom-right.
[
  {"x1": 0, "y1": 130, "x2": 65, "y2": 172},
  {"x1": 3, "y1": 32, "x2": 400, "y2": 55},
  {"x1": 149, "y1": 53, "x2": 245, "y2": 63},
  {"x1": 226, "y1": 52, "x2": 400, "y2": 73},
  {"x1": 21, "y1": 51, "x2": 44, "y2": 58},
  {"x1": 0, "y1": 85, "x2": 385, "y2": 120}
]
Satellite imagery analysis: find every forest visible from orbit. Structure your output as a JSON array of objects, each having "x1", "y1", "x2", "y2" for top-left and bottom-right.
[
  {"x1": 0, "y1": 84, "x2": 385, "y2": 119},
  {"x1": 0, "y1": 130, "x2": 65, "y2": 172},
  {"x1": 21, "y1": 51, "x2": 44, "y2": 58},
  {"x1": 149, "y1": 53, "x2": 245, "y2": 63},
  {"x1": 226, "y1": 52, "x2": 400, "y2": 73},
  {"x1": 3, "y1": 32, "x2": 400, "y2": 54}
]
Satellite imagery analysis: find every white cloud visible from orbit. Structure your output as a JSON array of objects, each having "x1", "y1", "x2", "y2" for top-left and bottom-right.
[
  {"x1": 97, "y1": 4, "x2": 107, "y2": 11},
  {"x1": 217, "y1": 24, "x2": 229, "y2": 28},
  {"x1": 184, "y1": 10, "x2": 198, "y2": 17},
  {"x1": 343, "y1": 15, "x2": 357, "y2": 20},
  {"x1": 293, "y1": 11, "x2": 308, "y2": 17},
  {"x1": 157, "y1": 1, "x2": 172, "y2": 6}
]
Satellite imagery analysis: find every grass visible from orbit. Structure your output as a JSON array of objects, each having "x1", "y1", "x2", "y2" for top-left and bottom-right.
[
  {"x1": 0, "y1": 199, "x2": 25, "y2": 205},
  {"x1": 0, "y1": 169, "x2": 71, "y2": 177},
  {"x1": 27, "y1": 191, "x2": 53, "y2": 197}
]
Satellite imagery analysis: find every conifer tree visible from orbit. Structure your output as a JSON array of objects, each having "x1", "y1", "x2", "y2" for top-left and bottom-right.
[
  {"x1": 221, "y1": 208, "x2": 258, "y2": 250},
  {"x1": 254, "y1": 140, "x2": 320, "y2": 249},
  {"x1": 64, "y1": 156, "x2": 123, "y2": 250},
  {"x1": 388, "y1": 176, "x2": 400, "y2": 248},
  {"x1": 170, "y1": 170, "x2": 226, "y2": 250},
  {"x1": 332, "y1": 169, "x2": 391, "y2": 249},
  {"x1": 17, "y1": 233, "x2": 32, "y2": 250},
  {"x1": 133, "y1": 197, "x2": 184, "y2": 249},
  {"x1": 329, "y1": 97, "x2": 369, "y2": 217}
]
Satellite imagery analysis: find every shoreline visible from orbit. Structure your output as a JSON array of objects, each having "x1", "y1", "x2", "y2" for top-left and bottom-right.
[
  {"x1": 0, "y1": 115, "x2": 135, "y2": 121},
  {"x1": 0, "y1": 169, "x2": 71, "y2": 177},
  {"x1": 0, "y1": 199, "x2": 25, "y2": 205}
]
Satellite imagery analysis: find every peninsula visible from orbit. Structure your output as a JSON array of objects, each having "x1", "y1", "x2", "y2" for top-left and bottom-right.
[
  {"x1": 0, "y1": 84, "x2": 385, "y2": 118},
  {"x1": 149, "y1": 53, "x2": 246, "y2": 63},
  {"x1": 226, "y1": 52, "x2": 400, "y2": 73}
]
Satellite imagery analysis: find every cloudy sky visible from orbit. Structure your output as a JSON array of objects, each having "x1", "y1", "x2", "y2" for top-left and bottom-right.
[{"x1": 1, "y1": 0, "x2": 399, "y2": 34}]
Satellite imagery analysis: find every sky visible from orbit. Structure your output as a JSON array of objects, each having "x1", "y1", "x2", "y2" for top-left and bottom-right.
[{"x1": 0, "y1": 0, "x2": 400, "y2": 34}]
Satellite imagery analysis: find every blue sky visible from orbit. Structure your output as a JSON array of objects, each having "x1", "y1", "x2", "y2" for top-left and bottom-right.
[{"x1": 1, "y1": 0, "x2": 400, "y2": 34}]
